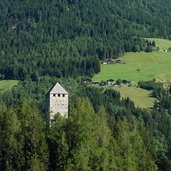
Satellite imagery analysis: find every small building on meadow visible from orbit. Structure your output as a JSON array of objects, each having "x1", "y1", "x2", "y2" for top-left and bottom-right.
[{"x1": 49, "y1": 82, "x2": 68, "y2": 121}]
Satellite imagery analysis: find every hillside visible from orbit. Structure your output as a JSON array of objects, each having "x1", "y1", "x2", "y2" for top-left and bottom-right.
[
  {"x1": 0, "y1": 80, "x2": 18, "y2": 92},
  {"x1": 1, "y1": 1, "x2": 171, "y2": 170},
  {"x1": 1, "y1": 0, "x2": 171, "y2": 80},
  {"x1": 94, "y1": 51, "x2": 171, "y2": 82},
  {"x1": 146, "y1": 38, "x2": 171, "y2": 50},
  {"x1": 112, "y1": 85, "x2": 155, "y2": 108}
]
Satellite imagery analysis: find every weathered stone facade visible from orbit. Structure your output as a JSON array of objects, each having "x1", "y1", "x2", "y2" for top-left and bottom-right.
[{"x1": 49, "y1": 83, "x2": 68, "y2": 120}]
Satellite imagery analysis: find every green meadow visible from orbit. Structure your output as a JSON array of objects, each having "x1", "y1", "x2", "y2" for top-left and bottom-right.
[
  {"x1": 146, "y1": 38, "x2": 171, "y2": 50},
  {"x1": 0, "y1": 80, "x2": 18, "y2": 92},
  {"x1": 112, "y1": 85, "x2": 155, "y2": 108},
  {"x1": 93, "y1": 52, "x2": 171, "y2": 82}
]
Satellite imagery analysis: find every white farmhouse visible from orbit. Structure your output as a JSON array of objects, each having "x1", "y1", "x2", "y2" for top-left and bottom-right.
[{"x1": 49, "y1": 82, "x2": 68, "y2": 121}]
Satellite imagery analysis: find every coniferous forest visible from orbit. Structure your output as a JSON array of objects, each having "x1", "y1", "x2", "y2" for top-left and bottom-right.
[
  {"x1": 1, "y1": 0, "x2": 171, "y2": 170},
  {"x1": 1, "y1": 0, "x2": 171, "y2": 80}
]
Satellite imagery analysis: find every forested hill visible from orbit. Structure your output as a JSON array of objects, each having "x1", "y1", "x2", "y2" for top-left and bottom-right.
[{"x1": 1, "y1": 0, "x2": 171, "y2": 80}]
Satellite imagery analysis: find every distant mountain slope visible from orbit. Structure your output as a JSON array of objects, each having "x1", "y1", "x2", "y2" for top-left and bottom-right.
[{"x1": 0, "y1": 0, "x2": 171, "y2": 80}]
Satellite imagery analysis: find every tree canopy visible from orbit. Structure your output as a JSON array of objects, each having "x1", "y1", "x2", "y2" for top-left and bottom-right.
[{"x1": 1, "y1": 0, "x2": 171, "y2": 80}]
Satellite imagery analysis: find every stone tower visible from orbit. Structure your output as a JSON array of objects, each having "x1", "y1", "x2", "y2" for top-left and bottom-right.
[{"x1": 49, "y1": 82, "x2": 68, "y2": 121}]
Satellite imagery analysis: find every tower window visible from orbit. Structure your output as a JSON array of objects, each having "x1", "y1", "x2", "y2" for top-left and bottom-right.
[
  {"x1": 53, "y1": 94, "x2": 56, "y2": 97},
  {"x1": 58, "y1": 94, "x2": 60, "y2": 97},
  {"x1": 63, "y1": 94, "x2": 65, "y2": 97}
]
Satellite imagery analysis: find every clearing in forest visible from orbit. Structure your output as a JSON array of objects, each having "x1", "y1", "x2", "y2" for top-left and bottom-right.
[
  {"x1": 146, "y1": 38, "x2": 171, "y2": 50},
  {"x1": 0, "y1": 80, "x2": 18, "y2": 92},
  {"x1": 93, "y1": 52, "x2": 171, "y2": 82},
  {"x1": 112, "y1": 85, "x2": 155, "y2": 108}
]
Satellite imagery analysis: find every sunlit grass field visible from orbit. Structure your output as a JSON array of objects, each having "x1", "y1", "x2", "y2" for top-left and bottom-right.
[
  {"x1": 0, "y1": 80, "x2": 18, "y2": 92},
  {"x1": 93, "y1": 52, "x2": 171, "y2": 82},
  {"x1": 146, "y1": 38, "x2": 171, "y2": 50},
  {"x1": 112, "y1": 85, "x2": 155, "y2": 108}
]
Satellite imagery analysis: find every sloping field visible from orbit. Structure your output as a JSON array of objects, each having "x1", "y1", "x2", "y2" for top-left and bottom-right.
[
  {"x1": 93, "y1": 52, "x2": 171, "y2": 82},
  {"x1": 112, "y1": 85, "x2": 155, "y2": 108},
  {"x1": 0, "y1": 80, "x2": 18, "y2": 92},
  {"x1": 146, "y1": 38, "x2": 171, "y2": 50}
]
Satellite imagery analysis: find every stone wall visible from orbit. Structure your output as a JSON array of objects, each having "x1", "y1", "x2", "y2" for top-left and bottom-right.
[{"x1": 50, "y1": 93, "x2": 68, "y2": 120}]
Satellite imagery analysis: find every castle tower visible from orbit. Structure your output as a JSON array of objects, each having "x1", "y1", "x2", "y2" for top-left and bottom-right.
[{"x1": 49, "y1": 82, "x2": 68, "y2": 121}]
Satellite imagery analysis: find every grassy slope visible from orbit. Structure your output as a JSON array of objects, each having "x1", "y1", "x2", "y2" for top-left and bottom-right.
[
  {"x1": 0, "y1": 80, "x2": 18, "y2": 92},
  {"x1": 147, "y1": 38, "x2": 171, "y2": 50},
  {"x1": 93, "y1": 38, "x2": 171, "y2": 108},
  {"x1": 112, "y1": 85, "x2": 155, "y2": 108},
  {"x1": 94, "y1": 52, "x2": 171, "y2": 82}
]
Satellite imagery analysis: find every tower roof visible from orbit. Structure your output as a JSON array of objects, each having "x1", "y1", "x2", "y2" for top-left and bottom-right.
[{"x1": 50, "y1": 82, "x2": 68, "y2": 94}]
